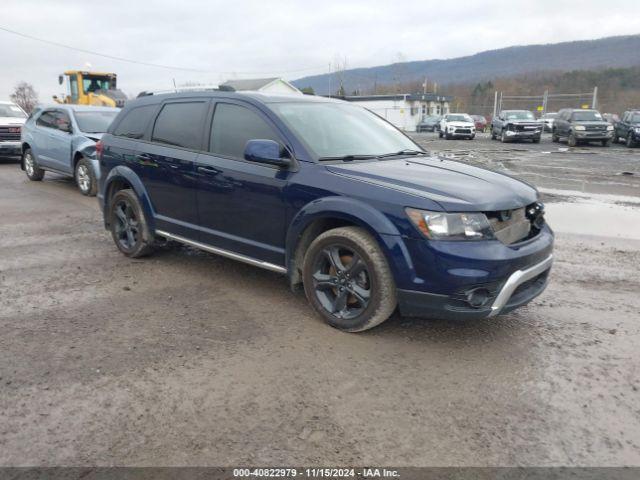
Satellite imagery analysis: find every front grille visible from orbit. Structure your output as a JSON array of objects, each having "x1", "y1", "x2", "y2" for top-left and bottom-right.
[
  {"x1": 0, "y1": 126, "x2": 21, "y2": 141},
  {"x1": 455, "y1": 128, "x2": 471, "y2": 134},
  {"x1": 514, "y1": 124, "x2": 540, "y2": 132},
  {"x1": 585, "y1": 125, "x2": 606, "y2": 131}
]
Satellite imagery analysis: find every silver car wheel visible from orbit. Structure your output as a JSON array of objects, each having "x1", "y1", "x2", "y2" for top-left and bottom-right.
[
  {"x1": 77, "y1": 164, "x2": 91, "y2": 192},
  {"x1": 24, "y1": 152, "x2": 34, "y2": 176}
]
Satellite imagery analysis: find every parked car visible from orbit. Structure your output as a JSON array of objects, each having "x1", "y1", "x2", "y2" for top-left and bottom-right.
[
  {"x1": 471, "y1": 115, "x2": 488, "y2": 132},
  {"x1": 97, "y1": 91, "x2": 553, "y2": 332},
  {"x1": 0, "y1": 101, "x2": 27, "y2": 158},
  {"x1": 491, "y1": 110, "x2": 542, "y2": 143},
  {"x1": 438, "y1": 113, "x2": 476, "y2": 139},
  {"x1": 20, "y1": 105, "x2": 119, "y2": 195},
  {"x1": 540, "y1": 112, "x2": 557, "y2": 132},
  {"x1": 551, "y1": 108, "x2": 613, "y2": 147},
  {"x1": 612, "y1": 110, "x2": 640, "y2": 147},
  {"x1": 416, "y1": 115, "x2": 441, "y2": 132}
]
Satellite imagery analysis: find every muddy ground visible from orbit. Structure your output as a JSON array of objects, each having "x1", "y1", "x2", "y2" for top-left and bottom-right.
[{"x1": 0, "y1": 134, "x2": 639, "y2": 467}]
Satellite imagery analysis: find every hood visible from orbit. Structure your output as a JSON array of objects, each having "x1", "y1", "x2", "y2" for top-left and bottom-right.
[
  {"x1": 326, "y1": 156, "x2": 538, "y2": 212},
  {"x1": 506, "y1": 119, "x2": 540, "y2": 125},
  {"x1": 0, "y1": 117, "x2": 26, "y2": 126},
  {"x1": 446, "y1": 121, "x2": 474, "y2": 128}
]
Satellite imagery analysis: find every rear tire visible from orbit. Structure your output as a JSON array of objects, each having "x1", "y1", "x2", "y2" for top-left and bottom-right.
[
  {"x1": 490, "y1": 127, "x2": 496, "y2": 140},
  {"x1": 532, "y1": 136, "x2": 541, "y2": 144},
  {"x1": 551, "y1": 130, "x2": 559, "y2": 143},
  {"x1": 108, "y1": 189, "x2": 155, "y2": 258},
  {"x1": 23, "y1": 148, "x2": 44, "y2": 181},
  {"x1": 612, "y1": 133, "x2": 618, "y2": 144},
  {"x1": 75, "y1": 157, "x2": 97, "y2": 196},
  {"x1": 302, "y1": 226, "x2": 397, "y2": 332}
]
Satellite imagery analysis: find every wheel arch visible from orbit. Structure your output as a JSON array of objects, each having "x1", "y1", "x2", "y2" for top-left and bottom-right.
[
  {"x1": 102, "y1": 166, "x2": 155, "y2": 232},
  {"x1": 20, "y1": 142, "x2": 32, "y2": 170},
  {"x1": 285, "y1": 196, "x2": 412, "y2": 288}
]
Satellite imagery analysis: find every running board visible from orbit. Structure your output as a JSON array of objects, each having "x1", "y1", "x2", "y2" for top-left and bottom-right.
[{"x1": 155, "y1": 229, "x2": 287, "y2": 274}]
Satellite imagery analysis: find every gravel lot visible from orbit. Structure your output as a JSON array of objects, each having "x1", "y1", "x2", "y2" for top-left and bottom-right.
[{"x1": 1, "y1": 134, "x2": 639, "y2": 467}]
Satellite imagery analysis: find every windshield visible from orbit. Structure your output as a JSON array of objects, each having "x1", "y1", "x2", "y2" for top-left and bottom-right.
[
  {"x1": 446, "y1": 114, "x2": 473, "y2": 122},
  {"x1": 83, "y1": 76, "x2": 114, "y2": 93},
  {"x1": 505, "y1": 111, "x2": 535, "y2": 120},
  {"x1": 271, "y1": 102, "x2": 419, "y2": 159},
  {"x1": 73, "y1": 110, "x2": 118, "y2": 133},
  {"x1": 571, "y1": 111, "x2": 603, "y2": 121},
  {"x1": 0, "y1": 104, "x2": 27, "y2": 118},
  {"x1": 630, "y1": 113, "x2": 640, "y2": 123}
]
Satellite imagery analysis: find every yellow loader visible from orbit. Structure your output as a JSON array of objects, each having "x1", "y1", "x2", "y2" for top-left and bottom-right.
[{"x1": 54, "y1": 71, "x2": 127, "y2": 108}]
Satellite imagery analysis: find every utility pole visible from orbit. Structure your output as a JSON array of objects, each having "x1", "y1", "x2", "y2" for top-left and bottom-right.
[
  {"x1": 592, "y1": 86, "x2": 598, "y2": 109},
  {"x1": 493, "y1": 91, "x2": 498, "y2": 118},
  {"x1": 328, "y1": 62, "x2": 332, "y2": 97},
  {"x1": 542, "y1": 90, "x2": 549, "y2": 116}
]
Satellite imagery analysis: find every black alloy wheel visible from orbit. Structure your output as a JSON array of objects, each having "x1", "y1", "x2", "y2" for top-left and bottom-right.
[{"x1": 311, "y1": 244, "x2": 371, "y2": 321}]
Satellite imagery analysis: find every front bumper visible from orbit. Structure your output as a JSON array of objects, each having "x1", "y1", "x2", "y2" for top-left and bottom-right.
[
  {"x1": 575, "y1": 131, "x2": 612, "y2": 141},
  {"x1": 398, "y1": 254, "x2": 553, "y2": 319},
  {"x1": 505, "y1": 130, "x2": 541, "y2": 140},
  {"x1": 0, "y1": 141, "x2": 21, "y2": 156}
]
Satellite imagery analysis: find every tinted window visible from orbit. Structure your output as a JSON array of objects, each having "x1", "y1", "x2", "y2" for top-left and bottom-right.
[
  {"x1": 36, "y1": 110, "x2": 57, "y2": 129},
  {"x1": 74, "y1": 110, "x2": 118, "y2": 133},
  {"x1": 571, "y1": 111, "x2": 602, "y2": 121},
  {"x1": 151, "y1": 102, "x2": 207, "y2": 149},
  {"x1": 210, "y1": 103, "x2": 280, "y2": 159},
  {"x1": 113, "y1": 105, "x2": 157, "y2": 139}
]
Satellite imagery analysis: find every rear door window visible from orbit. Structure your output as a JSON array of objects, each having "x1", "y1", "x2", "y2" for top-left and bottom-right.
[
  {"x1": 209, "y1": 103, "x2": 280, "y2": 159},
  {"x1": 113, "y1": 105, "x2": 157, "y2": 139},
  {"x1": 151, "y1": 102, "x2": 208, "y2": 150}
]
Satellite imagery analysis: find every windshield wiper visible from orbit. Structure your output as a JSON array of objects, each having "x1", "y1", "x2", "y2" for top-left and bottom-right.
[
  {"x1": 376, "y1": 149, "x2": 427, "y2": 159},
  {"x1": 319, "y1": 154, "x2": 377, "y2": 162}
]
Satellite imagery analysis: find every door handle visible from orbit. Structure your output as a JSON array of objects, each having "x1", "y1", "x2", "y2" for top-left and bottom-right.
[
  {"x1": 136, "y1": 154, "x2": 152, "y2": 162},
  {"x1": 197, "y1": 166, "x2": 220, "y2": 175}
]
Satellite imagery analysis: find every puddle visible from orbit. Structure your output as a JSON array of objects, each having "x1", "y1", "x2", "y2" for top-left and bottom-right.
[{"x1": 545, "y1": 199, "x2": 640, "y2": 240}]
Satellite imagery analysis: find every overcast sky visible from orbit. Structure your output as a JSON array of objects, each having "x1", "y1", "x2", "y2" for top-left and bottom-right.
[{"x1": 2, "y1": 0, "x2": 640, "y2": 101}]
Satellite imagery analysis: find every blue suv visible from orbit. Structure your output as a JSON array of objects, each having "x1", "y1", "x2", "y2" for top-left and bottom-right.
[{"x1": 98, "y1": 90, "x2": 553, "y2": 332}]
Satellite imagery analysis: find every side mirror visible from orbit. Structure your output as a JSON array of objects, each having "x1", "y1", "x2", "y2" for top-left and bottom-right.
[{"x1": 244, "y1": 139, "x2": 290, "y2": 168}]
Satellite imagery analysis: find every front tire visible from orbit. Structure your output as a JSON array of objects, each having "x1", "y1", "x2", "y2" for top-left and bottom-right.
[
  {"x1": 302, "y1": 227, "x2": 397, "y2": 332},
  {"x1": 552, "y1": 129, "x2": 559, "y2": 143},
  {"x1": 602, "y1": 139, "x2": 612, "y2": 147},
  {"x1": 500, "y1": 130, "x2": 509, "y2": 143},
  {"x1": 23, "y1": 148, "x2": 44, "y2": 181},
  {"x1": 626, "y1": 133, "x2": 636, "y2": 148},
  {"x1": 75, "y1": 157, "x2": 97, "y2": 196},
  {"x1": 568, "y1": 133, "x2": 577, "y2": 147},
  {"x1": 108, "y1": 189, "x2": 155, "y2": 258}
]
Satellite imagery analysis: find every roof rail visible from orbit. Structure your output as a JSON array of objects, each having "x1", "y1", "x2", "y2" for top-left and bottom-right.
[{"x1": 136, "y1": 85, "x2": 235, "y2": 98}]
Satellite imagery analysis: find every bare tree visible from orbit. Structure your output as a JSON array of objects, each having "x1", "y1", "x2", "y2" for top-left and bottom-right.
[{"x1": 10, "y1": 82, "x2": 39, "y2": 113}]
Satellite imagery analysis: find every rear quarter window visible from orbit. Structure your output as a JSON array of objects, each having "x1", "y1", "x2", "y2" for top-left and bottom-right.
[
  {"x1": 113, "y1": 105, "x2": 157, "y2": 139},
  {"x1": 151, "y1": 102, "x2": 208, "y2": 150}
]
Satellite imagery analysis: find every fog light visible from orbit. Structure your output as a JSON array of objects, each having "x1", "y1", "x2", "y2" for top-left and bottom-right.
[{"x1": 466, "y1": 288, "x2": 491, "y2": 308}]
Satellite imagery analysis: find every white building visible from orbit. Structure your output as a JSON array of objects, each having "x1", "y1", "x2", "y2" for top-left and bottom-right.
[
  {"x1": 221, "y1": 77, "x2": 302, "y2": 95},
  {"x1": 340, "y1": 93, "x2": 452, "y2": 132}
]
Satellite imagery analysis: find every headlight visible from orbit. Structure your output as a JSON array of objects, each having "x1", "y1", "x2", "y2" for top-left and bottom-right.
[
  {"x1": 406, "y1": 208, "x2": 494, "y2": 241},
  {"x1": 574, "y1": 125, "x2": 586, "y2": 131},
  {"x1": 635, "y1": 127, "x2": 640, "y2": 133},
  {"x1": 607, "y1": 125, "x2": 614, "y2": 131}
]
